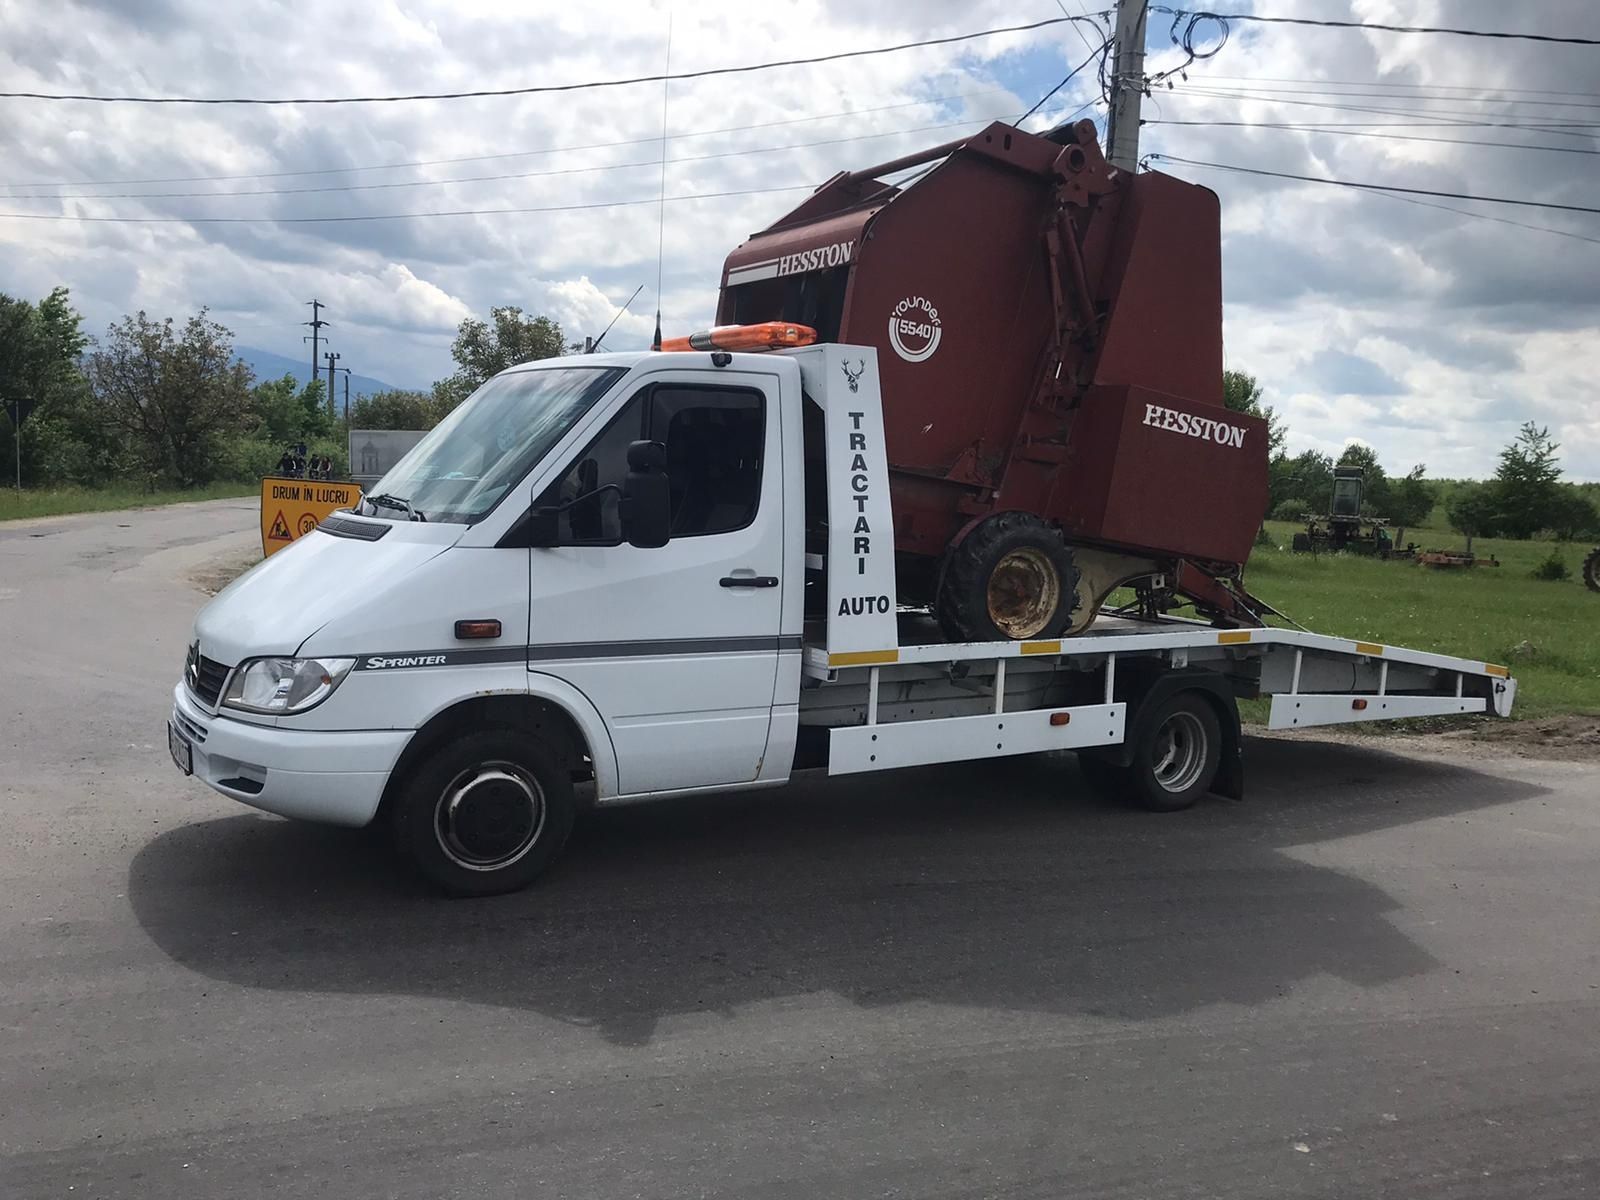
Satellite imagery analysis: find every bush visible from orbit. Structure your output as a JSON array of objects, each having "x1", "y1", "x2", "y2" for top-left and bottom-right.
[
  {"x1": 222, "y1": 434, "x2": 350, "y2": 482},
  {"x1": 1272, "y1": 499, "x2": 1310, "y2": 522},
  {"x1": 1531, "y1": 550, "x2": 1570, "y2": 582}
]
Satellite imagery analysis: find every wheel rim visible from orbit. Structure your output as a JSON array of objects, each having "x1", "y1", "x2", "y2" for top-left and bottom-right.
[
  {"x1": 434, "y1": 761, "x2": 546, "y2": 872},
  {"x1": 985, "y1": 547, "x2": 1061, "y2": 639},
  {"x1": 1151, "y1": 711, "x2": 1208, "y2": 794}
]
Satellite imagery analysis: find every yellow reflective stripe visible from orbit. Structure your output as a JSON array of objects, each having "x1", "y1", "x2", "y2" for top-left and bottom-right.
[
  {"x1": 1021, "y1": 640, "x2": 1061, "y2": 655},
  {"x1": 1484, "y1": 663, "x2": 1509, "y2": 678},
  {"x1": 828, "y1": 649, "x2": 900, "y2": 667},
  {"x1": 1216, "y1": 631, "x2": 1252, "y2": 645},
  {"x1": 1356, "y1": 641, "x2": 1385, "y2": 656}
]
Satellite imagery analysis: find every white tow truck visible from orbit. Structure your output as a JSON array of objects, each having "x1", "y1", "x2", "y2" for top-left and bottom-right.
[{"x1": 170, "y1": 344, "x2": 1516, "y2": 895}]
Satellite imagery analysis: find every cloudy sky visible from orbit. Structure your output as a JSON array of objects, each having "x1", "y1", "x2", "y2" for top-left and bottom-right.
[{"x1": 2, "y1": 0, "x2": 1597, "y2": 479}]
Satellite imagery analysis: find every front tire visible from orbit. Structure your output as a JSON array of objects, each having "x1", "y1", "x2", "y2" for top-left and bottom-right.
[{"x1": 392, "y1": 729, "x2": 575, "y2": 896}]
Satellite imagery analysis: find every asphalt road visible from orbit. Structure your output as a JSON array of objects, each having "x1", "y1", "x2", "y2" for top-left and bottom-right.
[{"x1": 2, "y1": 499, "x2": 1597, "y2": 1199}]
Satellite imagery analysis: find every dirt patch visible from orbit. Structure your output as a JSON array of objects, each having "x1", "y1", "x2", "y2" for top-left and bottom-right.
[
  {"x1": 1261, "y1": 713, "x2": 1600, "y2": 763},
  {"x1": 189, "y1": 551, "x2": 261, "y2": 595},
  {"x1": 1437, "y1": 713, "x2": 1600, "y2": 761}
]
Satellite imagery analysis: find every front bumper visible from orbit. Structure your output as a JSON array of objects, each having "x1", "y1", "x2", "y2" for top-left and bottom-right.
[{"x1": 170, "y1": 683, "x2": 410, "y2": 827}]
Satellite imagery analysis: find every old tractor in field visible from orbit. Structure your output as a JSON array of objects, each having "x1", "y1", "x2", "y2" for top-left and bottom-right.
[{"x1": 1290, "y1": 467, "x2": 1416, "y2": 559}]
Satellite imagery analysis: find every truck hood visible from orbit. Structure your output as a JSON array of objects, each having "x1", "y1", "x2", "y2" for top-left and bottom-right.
[{"x1": 194, "y1": 521, "x2": 462, "y2": 665}]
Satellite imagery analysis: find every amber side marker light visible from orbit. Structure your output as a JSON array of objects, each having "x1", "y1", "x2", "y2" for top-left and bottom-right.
[
  {"x1": 1352, "y1": 698, "x2": 1369, "y2": 711},
  {"x1": 1050, "y1": 712, "x2": 1072, "y2": 726},
  {"x1": 455, "y1": 620, "x2": 502, "y2": 640}
]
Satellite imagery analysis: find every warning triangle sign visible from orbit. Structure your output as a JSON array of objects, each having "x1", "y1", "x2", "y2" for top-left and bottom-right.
[{"x1": 267, "y1": 510, "x2": 293, "y2": 541}]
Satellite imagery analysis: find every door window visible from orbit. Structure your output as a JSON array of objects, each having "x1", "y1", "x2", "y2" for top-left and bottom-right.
[{"x1": 540, "y1": 384, "x2": 765, "y2": 545}]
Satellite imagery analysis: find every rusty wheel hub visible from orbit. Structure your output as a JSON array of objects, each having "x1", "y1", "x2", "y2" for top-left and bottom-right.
[{"x1": 986, "y1": 547, "x2": 1061, "y2": 639}]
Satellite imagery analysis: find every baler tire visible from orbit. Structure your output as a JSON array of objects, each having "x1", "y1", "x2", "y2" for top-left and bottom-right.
[
  {"x1": 936, "y1": 513, "x2": 1080, "y2": 642},
  {"x1": 1291, "y1": 533, "x2": 1313, "y2": 553},
  {"x1": 1584, "y1": 546, "x2": 1600, "y2": 593}
]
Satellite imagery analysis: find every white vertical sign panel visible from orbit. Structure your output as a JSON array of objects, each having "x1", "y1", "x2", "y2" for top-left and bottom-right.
[{"x1": 787, "y1": 344, "x2": 899, "y2": 659}]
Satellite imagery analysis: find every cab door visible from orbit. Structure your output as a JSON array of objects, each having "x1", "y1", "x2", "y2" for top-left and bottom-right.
[{"x1": 526, "y1": 370, "x2": 786, "y2": 794}]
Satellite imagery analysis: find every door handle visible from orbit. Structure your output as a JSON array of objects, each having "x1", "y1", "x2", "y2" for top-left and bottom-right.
[{"x1": 720, "y1": 575, "x2": 779, "y2": 588}]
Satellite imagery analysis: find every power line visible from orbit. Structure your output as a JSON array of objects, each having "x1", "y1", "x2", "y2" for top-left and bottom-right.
[
  {"x1": 1144, "y1": 119, "x2": 1600, "y2": 156},
  {"x1": 1164, "y1": 82, "x2": 1600, "y2": 111},
  {"x1": 3, "y1": 92, "x2": 1020, "y2": 193},
  {"x1": 2, "y1": 88, "x2": 1020, "y2": 190},
  {"x1": 1193, "y1": 74, "x2": 1600, "y2": 101},
  {"x1": 0, "y1": 184, "x2": 815, "y2": 225},
  {"x1": 1365, "y1": 189, "x2": 1600, "y2": 248},
  {"x1": 1018, "y1": 42, "x2": 1110, "y2": 124},
  {"x1": 1146, "y1": 154, "x2": 1600, "y2": 215},
  {"x1": 7, "y1": 115, "x2": 1021, "y2": 202},
  {"x1": 1151, "y1": 8, "x2": 1600, "y2": 46},
  {"x1": 0, "y1": 15, "x2": 1109, "y2": 105},
  {"x1": 1164, "y1": 86, "x2": 1600, "y2": 137}
]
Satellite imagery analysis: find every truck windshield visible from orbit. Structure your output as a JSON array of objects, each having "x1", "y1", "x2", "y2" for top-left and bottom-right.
[{"x1": 365, "y1": 365, "x2": 626, "y2": 523}]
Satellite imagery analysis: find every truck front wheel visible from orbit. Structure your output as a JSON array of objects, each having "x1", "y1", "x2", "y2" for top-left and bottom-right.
[
  {"x1": 1080, "y1": 692, "x2": 1222, "y2": 812},
  {"x1": 937, "y1": 513, "x2": 1080, "y2": 641},
  {"x1": 391, "y1": 730, "x2": 576, "y2": 896}
]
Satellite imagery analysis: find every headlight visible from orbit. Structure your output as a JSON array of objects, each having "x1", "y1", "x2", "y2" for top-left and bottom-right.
[{"x1": 222, "y1": 657, "x2": 355, "y2": 714}]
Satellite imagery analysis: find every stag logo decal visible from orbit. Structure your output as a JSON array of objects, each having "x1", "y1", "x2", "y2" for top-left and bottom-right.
[
  {"x1": 888, "y1": 296, "x2": 941, "y2": 363},
  {"x1": 841, "y1": 358, "x2": 866, "y2": 392}
]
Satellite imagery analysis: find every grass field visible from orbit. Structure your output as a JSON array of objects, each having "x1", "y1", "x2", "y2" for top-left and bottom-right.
[
  {"x1": 0, "y1": 482, "x2": 257, "y2": 522},
  {"x1": 1244, "y1": 521, "x2": 1599, "y2": 719}
]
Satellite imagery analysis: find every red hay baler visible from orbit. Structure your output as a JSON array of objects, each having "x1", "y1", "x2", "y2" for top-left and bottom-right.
[{"x1": 713, "y1": 118, "x2": 1269, "y2": 641}]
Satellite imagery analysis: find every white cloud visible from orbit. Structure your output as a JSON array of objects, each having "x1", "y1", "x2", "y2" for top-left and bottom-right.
[{"x1": 2, "y1": 0, "x2": 1596, "y2": 478}]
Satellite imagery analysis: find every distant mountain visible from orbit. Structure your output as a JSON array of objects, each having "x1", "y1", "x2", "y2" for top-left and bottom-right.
[{"x1": 235, "y1": 345, "x2": 404, "y2": 401}]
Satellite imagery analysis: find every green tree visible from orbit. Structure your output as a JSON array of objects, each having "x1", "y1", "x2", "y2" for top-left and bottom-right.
[
  {"x1": 1446, "y1": 482, "x2": 1500, "y2": 555},
  {"x1": 250, "y1": 374, "x2": 331, "y2": 443},
  {"x1": 1386, "y1": 464, "x2": 1434, "y2": 535},
  {"x1": 349, "y1": 388, "x2": 443, "y2": 431},
  {"x1": 1493, "y1": 421, "x2": 1563, "y2": 538},
  {"x1": 1222, "y1": 368, "x2": 1286, "y2": 456},
  {"x1": 85, "y1": 309, "x2": 255, "y2": 487},
  {"x1": 433, "y1": 306, "x2": 566, "y2": 411},
  {"x1": 1281, "y1": 449, "x2": 1334, "y2": 513},
  {"x1": 1547, "y1": 487, "x2": 1600, "y2": 541},
  {"x1": 0, "y1": 287, "x2": 107, "y2": 486}
]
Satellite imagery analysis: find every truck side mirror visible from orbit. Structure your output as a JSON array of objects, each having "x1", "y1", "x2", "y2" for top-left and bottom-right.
[{"x1": 620, "y1": 439, "x2": 671, "y2": 548}]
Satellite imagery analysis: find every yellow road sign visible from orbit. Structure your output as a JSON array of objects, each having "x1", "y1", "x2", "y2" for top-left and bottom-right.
[{"x1": 259, "y1": 476, "x2": 363, "y2": 558}]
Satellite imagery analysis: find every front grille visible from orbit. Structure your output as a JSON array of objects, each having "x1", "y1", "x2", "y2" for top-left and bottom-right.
[{"x1": 186, "y1": 643, "x2": 231, "y2": 707}]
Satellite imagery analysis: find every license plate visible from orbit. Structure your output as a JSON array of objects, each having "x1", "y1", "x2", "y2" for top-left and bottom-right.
[{"x1": 168, "y1": 722, "x2": 193, "y2": 776}]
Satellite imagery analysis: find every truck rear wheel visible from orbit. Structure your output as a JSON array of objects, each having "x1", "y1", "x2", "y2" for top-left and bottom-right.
[
  {"x1": 1080, "y1": 693, "x2": 1222, "y2": 812},
  {"x1": 937, "y1": 513, "x2": 1080, "y2": 642},
  {"x1": 391, "y1": 729, "x2": 575, "y2": 897}
]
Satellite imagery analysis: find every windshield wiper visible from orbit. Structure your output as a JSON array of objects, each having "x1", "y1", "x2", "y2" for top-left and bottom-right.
[{"x1": 366, "y1": 493, "x2": 426, "y2": 521}]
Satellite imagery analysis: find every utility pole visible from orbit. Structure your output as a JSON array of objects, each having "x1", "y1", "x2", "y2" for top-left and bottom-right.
[
  {"x1": 5, "y1": 396, "x2": 36, "y2": 492},
  {"x1": 1105, "y1": 0, "x2": 1148, "y2": 172},
  {"x1": 324, "y1": 351, "x2": 341, "y2": 414},
  {"x1": 303, "y1": 299, "x2": 329, "y2": 394},
  {"x1": 331, "y1": 367, "x2": 352, "y2": 424}
]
